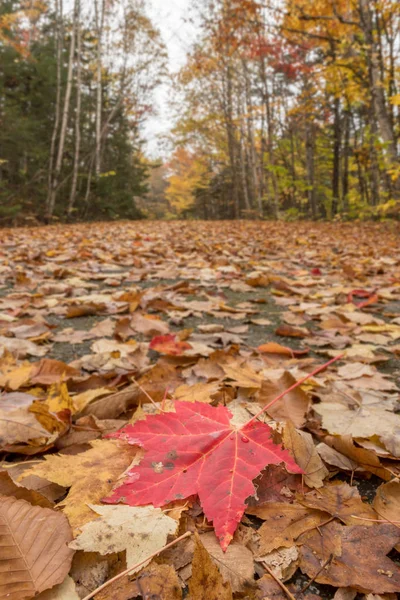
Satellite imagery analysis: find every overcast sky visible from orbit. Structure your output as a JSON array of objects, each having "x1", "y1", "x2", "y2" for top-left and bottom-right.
[{"x1": 144, "y1": 0, "x2": 198, "y2": 156}]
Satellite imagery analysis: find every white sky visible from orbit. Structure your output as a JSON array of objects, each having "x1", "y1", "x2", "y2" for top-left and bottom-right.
[{"x1": 144, "y1": 0, "x2": 198, "y2": 156}]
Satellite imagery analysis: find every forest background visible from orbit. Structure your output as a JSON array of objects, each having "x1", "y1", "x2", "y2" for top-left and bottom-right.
[{"x1": 0, "y1": 0, "x2": 399, "y2": 224}]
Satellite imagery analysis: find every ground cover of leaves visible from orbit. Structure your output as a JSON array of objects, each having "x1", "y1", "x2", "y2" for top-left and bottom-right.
[{"x1": 0, "y1": 220, "x2": 400, "y2": 600}]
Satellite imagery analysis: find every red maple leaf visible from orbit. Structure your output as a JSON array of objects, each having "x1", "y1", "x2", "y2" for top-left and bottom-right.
[
  {"x1": 149, "y1": 334, "x2": 192, "y2": 356},
  {"x1": 103, "y1": 401, "x2": 302, "y2": 550},
  {"x1": 103, "y1": 356, "x2": 342, "y2": 550}
]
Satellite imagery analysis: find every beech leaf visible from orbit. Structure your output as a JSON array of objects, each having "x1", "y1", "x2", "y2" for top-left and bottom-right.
[
  {"x1": 0, "y1": 495, "x2": 74, "y2": 600},
  {"x1": 103, "y1": 401, "x2": 302, "y2": 550}
]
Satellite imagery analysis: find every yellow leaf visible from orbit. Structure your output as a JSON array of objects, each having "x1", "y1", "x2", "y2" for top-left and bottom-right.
[{"x1": 18, "y1": 440, "x2": 141, "y2": 532}]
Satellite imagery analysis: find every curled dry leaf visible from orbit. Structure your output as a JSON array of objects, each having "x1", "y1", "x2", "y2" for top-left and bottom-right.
[
  {"x1": 0, "y1": 495, "x2": 74, "y2": 600},
  {"x1": 314, "y1": 403, "x2": 400, "y2": 451},
  {"x1": 0, "y1": 469, "x2": 52, "y2": 508},
  {"x1": 70, "y1": 504, "x2": 177, "y2": 572},
  {"x1": 283, "y1": 421, "x2": 328, "y2": 488},
  {"x1": 189, "y1": 533, "x2": 232, "y2": 600},
  {"x1": 0, "y1": 393, "x2": 52, "y2": 449}
]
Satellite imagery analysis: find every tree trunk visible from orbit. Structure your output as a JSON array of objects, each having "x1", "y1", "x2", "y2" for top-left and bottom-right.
[
  {"x1": 67, "y1": 0, "x2": 81, "y2": 216},
  {"x1": 46, "y1": 0, "x2": 63, "y2": 218},
  {"x1": 332, "y1": 97, "x2": 341, "y2": 216},
  {"x1": 306, "y1": 122, "x2": 317, "y2": 219},
  {"x1": 47, "y1": 0, "x2": 78, "y2": 218},
  {"x1": 94, "y1": 0, "x2": 105, "y2": 178},
  {"x1": 359, "y1": 0, "x2": 398, "y2": 168}
]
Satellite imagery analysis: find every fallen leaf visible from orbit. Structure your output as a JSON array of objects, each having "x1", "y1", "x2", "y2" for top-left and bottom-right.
[
  {"x1": 258, "y1": 372, "x2": 310, "y2": 427},
  {"x1": 258, "y1": 342, "x2": 309, "y2": 357},
  {"x1": 299, "y1": 521, "x2": 400, "y2": 593},
  {"x1": 314, "y1": 404, "x2": 400, "y2": 453},
  {"x1": 112, "y1": 562, "x2": 182, "y2": 600},
  {"x1": 0, "y1": 393, "x2": 51, "y2": 449},
  {"x1": 70, "y1": 504, "x2": 177, "y2": 572},
  {"x1": 0, "y1": 495, "x2": 74, "y2": 600},
  {"x1": 0, "y1": 469, "x2": 52, "y2": 508},
  {"x1": 189, "y1": 533, "x2": 232, "y2": 600},
  {"x1": 35, "y1": 576, "x2": 80, "y2": 600},
  {"x1": 149, "y1": 334, "x2": 192, "y2": 355},
  {"x1": 18, "y1": 440, "x2": 140, "y2": 531},
  {"x1": 373, "y1": 481, "x2": 400, "y2": 546},
  {"x1": 29, "y1": 359, "x2": 80, "y2": 385},
  {"x1": 104, "y1": 401, "x2": 302, "y2": 550},
  {"x1": 259, "y1": 546, "x2": 299, "y2": 581},
  {"x1": 297, "y1": 481, "x2": 377, "y2": 525},
  {"x1": 174, "y1": 381, "x2": 220, "y2": 403},
  {"x1": 200, "y1": 532, "x2": 254, "y2": 593},
  {"x1": 283, "y1": 421, "x2": 328, "y2": 488},
  {"x1": 246, "y1": 502, "x2": 330, "y2": 554},
  {"x1": 222, "y1": 362, "x2": 262, "y2": 388}
]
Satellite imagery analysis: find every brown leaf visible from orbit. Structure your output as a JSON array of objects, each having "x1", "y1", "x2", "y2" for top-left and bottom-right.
[
  {"x1": 115, "y1": 563, "x2": 182, "y2": 600},
  {"x1": 189, "y1": 533, "x2": 232, "y2": 600},
  {"x1": 29, "y1": 359, "x2": 80, "y2": 385},
  {"x1": 324, "y1": 435, "x2": 392, "y2": 481},
  {"x1": 0, "y1": 495, "x2": 74, "y2": 600},
  {"x1": 275, "y1": 324, "x2": 309, "y2": 338},
  {"x1": 297, "y1": 481, "x2": 377, "y2": 525},
  {"x1": 200, "y1": 532, "x2": 254, "y2": 593},
  {"x1": 283, "y1": 421, "x2": 328, "y2": 488},
  {"x1": 0, "y1": 393, "x2": 51, "y2": 449},
  {"x1": 373, "y1": 481, "x2": 400, "y2": 550},
  {"x1": 0, "y1": 470, "x2": 52, "y2": 508},
  {"x1": 258, "y1": 342, "x2": 309, "y2": 357},
  {"x1": 299, "y1": 521, "x2": 400, "y2": 593},
  {"x1": 246, "y1": 502, "x2": 330, "y2": 555},
  {"x1": 248, "y1": 464, "x2": 307, "y2": 506},
  {"x1": 222, "y1": 362, "x2": 262, "y2": 388},
  {"x1": 258, "y1": 372, "x2": 310, "y2": 427}
]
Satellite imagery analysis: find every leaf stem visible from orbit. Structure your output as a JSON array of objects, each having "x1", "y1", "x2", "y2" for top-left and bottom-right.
[
  {"x1": 242, "y1": 354, "x2": 344, "y2": 429},
  {"x1": 81, "y1": 531, "x2": 192, "y2": 600}
]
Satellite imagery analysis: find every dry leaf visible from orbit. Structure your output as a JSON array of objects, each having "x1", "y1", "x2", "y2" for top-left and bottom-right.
[
  {"x1": 299, "y1": 522, "x2": 400, "y2": 593},
  {"x1": 70, "y1": 504, "x2": 177, "y2": 572},
  {"x1": 297, "y1": 481, "x2": 377, "y2": 525},
  {"x1": 18, "y1": 440, "x2": 140, "y2": 531},
  {"x1": 200, "y1": 532, "x2": 254, "y2": 593},
  {"x1": 246, "y1": 502, "x2": 330, "y2": 554},
  {"x1": 283, "y1": 421, "x2": 328, "y2": 488},
  {"x1": 258, "y1": 372, "x2": 310, "y2": 427},
  {"x1": 189, "y1": 533, "x2": 232, "y2": 600},
  {"x1": 0, "y1": 495, "x2": 74, "y2": 600},
  {"x1": 35, "y1": 576, "x2": 80, "y2": 600}
]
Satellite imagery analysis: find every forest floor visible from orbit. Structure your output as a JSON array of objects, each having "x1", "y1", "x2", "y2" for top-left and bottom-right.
[{"x1": 1, "y1": 220, "x2": 400, "y2": 600}]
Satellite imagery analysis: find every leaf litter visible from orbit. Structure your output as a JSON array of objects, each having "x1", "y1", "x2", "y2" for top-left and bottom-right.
[{"x1": 0, "y1": 220, "x2": 400, "y2": 599}]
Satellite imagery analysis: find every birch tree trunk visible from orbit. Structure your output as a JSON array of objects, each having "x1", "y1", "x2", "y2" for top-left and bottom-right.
[
  {"x1": 67, "y1": 0, "x2": 81, "y2": 216},
  {"x1": 94, "y1": 0, "x2": 106, "y2": 179},
  {"x1": 47, "y1": 0, "x2": 78, "y2": 218},
  {"x1": 46, "y1": 0, "x2": 63, "y2": 217}
]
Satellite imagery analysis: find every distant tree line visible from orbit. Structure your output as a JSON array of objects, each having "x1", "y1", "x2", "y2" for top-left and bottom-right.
[
  {"x1": 166, "y1": 0, "x2": 400, "y2": 220},
  {"x1": 0, "y1": 0, "x2": 166, "y2": 224}
]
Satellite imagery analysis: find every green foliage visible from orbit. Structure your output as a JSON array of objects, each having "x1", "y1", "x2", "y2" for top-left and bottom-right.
[{"x1": 0, "y1": 0, "x2": 163, "y2": 224}]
